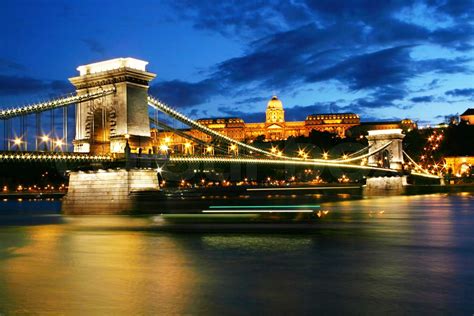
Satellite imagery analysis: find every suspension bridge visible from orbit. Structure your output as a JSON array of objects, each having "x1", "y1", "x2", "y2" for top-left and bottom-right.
[{"x1": 0, "y1": 58, "x2": 440, "y2": 213}]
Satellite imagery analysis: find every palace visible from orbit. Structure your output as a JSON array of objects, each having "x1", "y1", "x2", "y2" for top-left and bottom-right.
[{"x1": 151, "y1": 95, "x2": 415, "y2": 153}]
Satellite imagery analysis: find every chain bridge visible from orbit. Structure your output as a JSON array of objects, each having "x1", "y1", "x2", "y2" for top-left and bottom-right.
[{"x1": 0, "y1": 58, "x2": 440, "y2": 213}]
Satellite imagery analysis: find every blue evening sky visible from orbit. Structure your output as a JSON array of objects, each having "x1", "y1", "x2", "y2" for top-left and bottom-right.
[{"x1": 0, "y1": 0, "x2": 473, "y2": 125}]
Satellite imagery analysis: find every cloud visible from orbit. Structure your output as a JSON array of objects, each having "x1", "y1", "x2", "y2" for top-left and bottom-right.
[
  {"x1": 81, "y1": 38, "x2": 106, "y2": 55},
  {"x1": 235, "y1": 96, "x2": 268, "y2": 105},
  {"x1": 0, "y1": 58, "x2": 26, "y2": 72},
  {"x1": 410, "y1": 95, "x2": 434, "y2": 103},
  {"x1": 168, "y1": 1, "x2": 474, "y2": 50},
  {"x1": 149, "y1": 79, "x2": 220, "y2": 108},
  {"x1": 0, "y1": 75, "x2": 72, "y2": 97},
  {"x1": 218, "y1": 101, "x2": 340, "y2": 122},
  {"x1": 154, "y1": 0, "x2": 474, "y2": 115},
  {"x1": 445, "y1": 88, "x2": 474, "y2": 97}
]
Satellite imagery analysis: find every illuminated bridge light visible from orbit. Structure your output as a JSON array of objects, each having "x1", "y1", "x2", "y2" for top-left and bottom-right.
[
  {"x1": 209, "y1": 205, "x2": 321, "y2": 209},
  {"x1": 203, "y1": 210, "x2": 314, "y2": 213}
]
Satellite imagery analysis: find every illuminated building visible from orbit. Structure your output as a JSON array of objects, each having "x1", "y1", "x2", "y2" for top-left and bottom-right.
[
  {"x1": 151, "y1": 96, "x2": 420, "y2": 152},
  {"x1": 444, "y1": 156, "x2": 474, "y2": 176},
  {"x1": 460, "y1": 108, "x2": 474, "y2": 125},
  {"x1": 151, "y1": 96, "x2": 360, "y2": 150}
]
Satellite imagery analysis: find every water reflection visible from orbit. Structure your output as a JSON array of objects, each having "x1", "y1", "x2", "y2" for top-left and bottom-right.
[{"x1": 0, "y1": 193, "x2": 472, "y2": 314}]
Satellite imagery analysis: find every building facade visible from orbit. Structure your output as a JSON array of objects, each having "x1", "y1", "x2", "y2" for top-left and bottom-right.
[
  {"x1": 192, "y1": 96, "x2": 360, "y2": 142},
  {"x1": 150, "y1": 96, "x2": 418, "y2": 153},
  {"x1": 460, "y1": 108, "x2": 474, "y2": 125}
]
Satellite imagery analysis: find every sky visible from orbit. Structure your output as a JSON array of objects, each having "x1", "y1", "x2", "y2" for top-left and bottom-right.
[{"x1": 0, "y1": 0, "x2": 473, "y2": 125}]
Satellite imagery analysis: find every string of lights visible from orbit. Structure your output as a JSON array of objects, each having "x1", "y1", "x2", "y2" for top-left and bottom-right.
[{"x1": 0, "y1": 88, "x2": 116, "y2": 120}]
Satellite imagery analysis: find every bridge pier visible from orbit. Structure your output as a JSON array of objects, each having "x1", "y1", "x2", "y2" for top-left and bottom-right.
[{"x1": 62, "y1": 168, "x2": 160, "y2": 214}]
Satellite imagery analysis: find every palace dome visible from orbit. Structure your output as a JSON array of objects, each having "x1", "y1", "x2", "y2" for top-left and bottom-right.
[{"x1": 267, "y1": 95, "x2": 283, "y2": 110}]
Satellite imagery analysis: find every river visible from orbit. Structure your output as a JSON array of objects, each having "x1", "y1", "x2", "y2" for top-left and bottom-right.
[{"x1": 0, "y1": 193, "x2": 473, "y2": 314}]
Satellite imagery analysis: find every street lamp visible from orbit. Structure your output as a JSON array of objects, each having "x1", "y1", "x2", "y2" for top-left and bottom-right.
[
  {"x1": 55, "y1": 139, "x2": 64, "y2": 151},
  {"x1": 13, "y1": 137, "x2": 22, "y2": 151}
]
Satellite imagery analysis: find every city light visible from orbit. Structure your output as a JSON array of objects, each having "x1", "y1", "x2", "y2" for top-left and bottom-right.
[
  {"x1": 55, "y1": 139, "x2": 64, "y2": 147},
  {"x1": 159, "y1": 144, "x2": 169, "y2": 152},
  {"x1": 13, "y1": 138, "x2": 22, "y2": 146},
  {"x1": 41, "y1": 135, "x2": 49, "y2": 142}
]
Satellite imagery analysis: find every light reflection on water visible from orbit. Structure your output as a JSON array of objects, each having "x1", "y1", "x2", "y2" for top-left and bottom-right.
[{"x1": 0, "y1": 193, "x2": 473, "y2": 314}]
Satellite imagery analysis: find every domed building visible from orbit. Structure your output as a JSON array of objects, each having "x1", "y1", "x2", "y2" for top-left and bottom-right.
[
  {"x1": 266, "y1": 96, "x2": 285, "y2": 123},
  {"x1": 151, "y1": 95, "x2": 364, "y2": 152}
]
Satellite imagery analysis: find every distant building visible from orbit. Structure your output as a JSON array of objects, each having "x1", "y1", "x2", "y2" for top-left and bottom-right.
[
  {"x1": 445, "y1": 156, "x2": 474, "y2": 177},
  {"x1": 460, "y1": 108, "x2": 474, "y2": 124},
  {"x1": 151, "y1": 96, "x2": 418, "y2": 152}
]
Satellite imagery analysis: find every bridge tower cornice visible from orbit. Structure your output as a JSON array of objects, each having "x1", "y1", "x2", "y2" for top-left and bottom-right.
[{"x1": 69, "y1": 67, "x2": 156, "y2": 90}]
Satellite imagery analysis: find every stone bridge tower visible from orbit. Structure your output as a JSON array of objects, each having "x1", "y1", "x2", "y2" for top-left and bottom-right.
[
  {"x1": 365, "y1": 129, "x2": 406, "y2": 191},
  {"x1": 366, "y1": 129, "x2": 405, "y2": 171},
  {"x1": 69, "y1": 58, "x2": 156, "y2": 154}
]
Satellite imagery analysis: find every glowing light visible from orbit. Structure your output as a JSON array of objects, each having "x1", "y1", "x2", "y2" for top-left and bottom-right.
[
  {"x1": 77, "y1": 57, "x2": 148, "y2": 76},
  {"x1": 202, "y1": 210, "x2": 314, "y2": 213},
  {"x1": 322, "y1": 152, "x2": 329, "y2": 159},
  {"x1": 367, "y1": 129, "x2": 403, "y2": 136},
  {"x1": 13, "y1": 138, "x2": 22, "y2": 146},
  {"x1": 124, "y1": 134, "x2": 130, "y2": 139},
  {"x1": 55, "y1": 139, "x2": 64, "y2": 147},
  {"x1": 164, "y1": 136, "x2": 171, "y2": 143},
  {"x1": 209, "y1": 205, "x2": 320, "y2": 209},
  {"x1": 41, "y1": 135, "x2": 49, "y2": 142},
  {"x1": 159, "y1": 144, "x2": 169, "y2": 152},
  {"x1": 156, "y1": 167, "x2": 163, "y2": 173},
  {"x1": 184, "y1": 142, "x2": 191, "y2": 148}
]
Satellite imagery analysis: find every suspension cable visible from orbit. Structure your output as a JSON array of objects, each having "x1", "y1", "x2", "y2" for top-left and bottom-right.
[
  {"x1": 148, "y1": 94, "x2": 390, "y2": 163},
  {"x1": 0, "y1": 88, "x2": 116, "y2": 120}
]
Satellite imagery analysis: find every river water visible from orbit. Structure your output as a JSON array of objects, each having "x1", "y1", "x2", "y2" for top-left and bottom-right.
[{"x1": 0, "y1": 193, "x2": 473, "y2": 315}]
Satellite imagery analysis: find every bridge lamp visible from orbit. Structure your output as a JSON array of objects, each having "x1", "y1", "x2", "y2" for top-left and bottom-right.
[
  {"x1": 13, "y1": 138, "x2": 22, "y2": 146},
  {"x1": 55, "y1": 139, "x2": 64, "y2": 147},
  {"x1": 322, "y1": 152, "x2": 329, "y2": 160},
  {"x1": 124, "y1": 134, "x2": 130, "y2": 139},
  {"x1": 156, "y1": 166, "x2": 163, "y2": 173},
  {"x1": 271, "y1": 146, "x2": 277, "y2": 153},
  {"x1": 277, "y1": 151, "x2": 283, "y2": 157},
  {"x1": 184, "y1": 142, "x2": 191, "y2": 148},
  {"x1": 342, "y1": 154, "x2": 348, "y2": 160},
  {"x1": 41, "y1": 135, "x2": 50, "y2": 142},
  {"x1": 206, "y1": 146, "x2": 213, "y2": 153},
  {"x1": 230, "y1": 144, "x2": 237, "y2": 151},
  {"x1": 164, "y1": 136, "x2": 171, "y2": 143}
]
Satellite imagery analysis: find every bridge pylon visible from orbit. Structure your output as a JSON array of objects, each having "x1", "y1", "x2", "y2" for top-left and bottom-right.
[
  {"x1": 367, "y1": 129, "x2": 405, "y2": 171},
  {"x1": 365, "y1": 129, "x2": 407, "y2": 192},
  {"x1": 69, "y1": 58, "x2": 156, "y2": 154}
]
